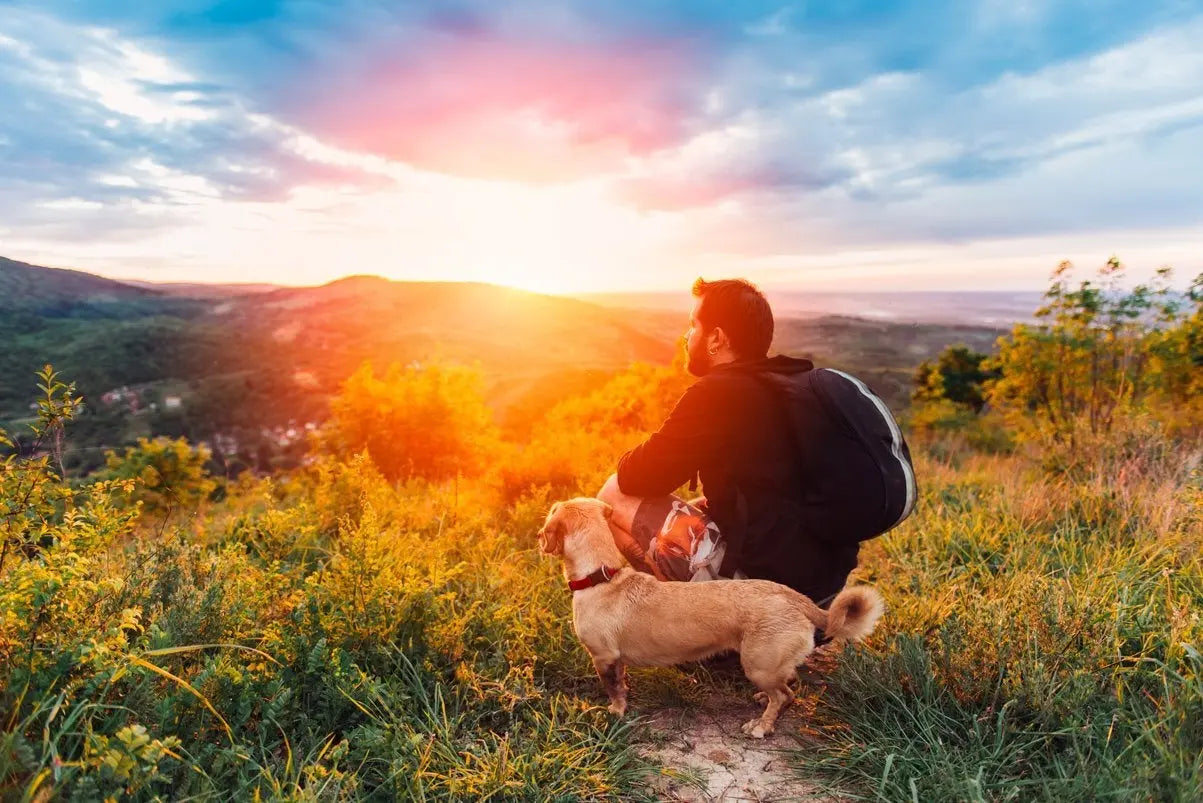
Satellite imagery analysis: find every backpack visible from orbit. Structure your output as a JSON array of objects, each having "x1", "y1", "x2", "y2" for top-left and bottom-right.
[{"x1": 753, "y1": 367, "x2": 917, "y2": 544}]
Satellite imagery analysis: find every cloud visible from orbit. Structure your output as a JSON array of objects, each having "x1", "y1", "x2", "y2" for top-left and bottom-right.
[
  {"x1": 616, "y1": 12, "x2": 1203, "y2": 245},
  {"x1": 3, "y1": 0, "x2": 1201, "y2": 288},
  {"x1": 0, "y1": 7, "x2": 385, "y2": 240},
  {"x1": 278, "y1": 33, "x2": 707, "y2": 183}
]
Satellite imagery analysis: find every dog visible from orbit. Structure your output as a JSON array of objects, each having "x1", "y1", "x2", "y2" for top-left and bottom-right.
[{"x1": 538, "y1": 496, "x2": 884, "y2": 738}]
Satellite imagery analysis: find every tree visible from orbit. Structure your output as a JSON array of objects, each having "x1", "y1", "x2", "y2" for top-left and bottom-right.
[
  {"x1": 912, "y1": 345, "x2": 999, "y2": 413},
  {"x1": 0, "y1": 366, "x2": 82, "y2": 572},
  {"x1": 320, "y1": 361, "x2": 500, "y2": 482},
  {"x1": 96, "y1": 437, "x2": 217, "y2": 513},
  {"x1": 985, "y1": 259, "x2": 1189, "y2": 446},
  {"x1": 1145, "y1": 271, "x2": 1203, "y2": 433}
]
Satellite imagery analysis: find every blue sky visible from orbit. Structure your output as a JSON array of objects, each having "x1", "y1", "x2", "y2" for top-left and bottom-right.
[{"x1": 1, "y1": 0, "x2": 1201, "y2": 291}]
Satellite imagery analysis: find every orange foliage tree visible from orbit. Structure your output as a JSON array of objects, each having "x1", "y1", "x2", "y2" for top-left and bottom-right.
[
  {"x1": 321, "y1": 361, "x2": 500, "y2": 482},
  {"x1": 494, "y1": 358, "x2": 692, "y2": 503}
]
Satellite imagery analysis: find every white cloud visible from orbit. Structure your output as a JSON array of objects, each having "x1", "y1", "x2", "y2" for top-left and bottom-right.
[
  {"x1": 618, "y1": 13, "x2": 1203, "y2": 271},
  {"x1": 0, "y1": 7, "x2": 386, "y2": 225}
]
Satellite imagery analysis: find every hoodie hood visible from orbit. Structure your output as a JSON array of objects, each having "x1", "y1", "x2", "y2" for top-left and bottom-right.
[{"x1": 717, "y1": 354, "x2": 815, "y2": 376}]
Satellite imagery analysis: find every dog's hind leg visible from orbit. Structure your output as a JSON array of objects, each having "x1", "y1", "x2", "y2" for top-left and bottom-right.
[
  {"x1": 741, "y1": 678, "x2": 791, "y2": 738},
  {"x1": 739, "y1": 640, "x2": 802, "y2": 738},
  {"x1": 593, "y1": 656, "x2": 628, "y2": 716}
]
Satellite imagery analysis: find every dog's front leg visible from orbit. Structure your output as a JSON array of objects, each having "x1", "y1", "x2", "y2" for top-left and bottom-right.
[{"x1": 593, "y1": 656, "x2": 628, "y2": 716}]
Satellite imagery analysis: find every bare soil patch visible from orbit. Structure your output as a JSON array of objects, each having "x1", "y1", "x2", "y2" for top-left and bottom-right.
[{"x1": 632, "y1": 654, "x2": 841, "y2": 802}]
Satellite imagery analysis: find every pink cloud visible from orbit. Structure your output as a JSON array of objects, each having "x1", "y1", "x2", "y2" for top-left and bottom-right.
[{"x1": 286, "y1": 35, "x2": 702, "y2": 182}]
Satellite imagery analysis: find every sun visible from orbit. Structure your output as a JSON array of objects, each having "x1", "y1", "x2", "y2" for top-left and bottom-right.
[
  {"x1": 472, "y1": 258, "x2": 573, "y2": 294},
  {"x1": 433, "y1": 177, "x2": 653, "y2": 295},
  {"x1": 198, "y1": 162, "x2": 682, "y2": 293}
]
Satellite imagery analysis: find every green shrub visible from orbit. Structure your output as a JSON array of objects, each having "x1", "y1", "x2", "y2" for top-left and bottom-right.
[
  {"x1": 94, "y1": 436, "x2": 218, "y2": 513},
  {"x1": 986, "y1": 260, "x2": 1200, "y2": 451}
]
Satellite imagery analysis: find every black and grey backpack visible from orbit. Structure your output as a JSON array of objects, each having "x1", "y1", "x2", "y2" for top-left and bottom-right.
[{"x1": 754, "y1": 366, "x2": 917, "y2": 544}]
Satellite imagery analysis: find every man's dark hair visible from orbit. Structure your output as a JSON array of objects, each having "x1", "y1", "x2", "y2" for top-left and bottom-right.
[{"x1": 692, "y1": 278, "x2": 774, "y2": 359}]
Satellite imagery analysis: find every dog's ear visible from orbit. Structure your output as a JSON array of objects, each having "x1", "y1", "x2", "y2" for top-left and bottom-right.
[
  {"x1": 540, "y1": 518, "x2": 565, "y2": 555},
  {"x1": 539, "y1": 503, "x2": 567, "y2": 555}
]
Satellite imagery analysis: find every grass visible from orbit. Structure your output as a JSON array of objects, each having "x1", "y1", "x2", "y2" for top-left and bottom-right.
[
  {"x1": 1, "y1": 454, "x2": 664, "y2": 800},
  {"x1": 3, "y1": 362, "x2": 1201, "y2": 800},
  {"x1": 787, "y1": 448, "x2": 1203, "y2": 801}
]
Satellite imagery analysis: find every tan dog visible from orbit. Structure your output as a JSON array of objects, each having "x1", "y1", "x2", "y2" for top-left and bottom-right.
[{"x1": 538, "y1": 497, "x2": 884, "y2": 738}]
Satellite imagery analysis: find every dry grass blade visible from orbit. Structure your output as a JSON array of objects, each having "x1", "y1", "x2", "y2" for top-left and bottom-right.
[
  {"x1": 141, "y1": 643, "x2": 280, "y2": 665},
  {"x1": 123, "y1": 654, "x2": 233, "y2": 745}
]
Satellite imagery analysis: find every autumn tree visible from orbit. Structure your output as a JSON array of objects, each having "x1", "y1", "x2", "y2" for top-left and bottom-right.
[
  {"x1": 321, "y1": 361, "x2": 499, "y2": 482},
  {"x1": 986, "y1": 259, "x2": 1193, "y2": 446}
]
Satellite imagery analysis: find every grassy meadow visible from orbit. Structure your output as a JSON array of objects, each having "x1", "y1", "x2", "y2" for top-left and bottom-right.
[{"x1": 2, "y1": 264, "x2": 1201, "y2": 801}]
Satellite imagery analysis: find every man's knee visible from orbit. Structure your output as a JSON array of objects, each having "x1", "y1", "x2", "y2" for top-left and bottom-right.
[
  {"x1": 598, "y1": 473, "x2": 642, "y2": 533},
  {"x1": 598, "y1": 473, "x2": 623, "y2": 505}
]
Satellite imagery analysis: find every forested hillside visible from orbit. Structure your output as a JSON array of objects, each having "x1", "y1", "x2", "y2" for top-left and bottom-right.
[{"x1": 1, "y1": 258, "x2": 1003, "y2": 476}]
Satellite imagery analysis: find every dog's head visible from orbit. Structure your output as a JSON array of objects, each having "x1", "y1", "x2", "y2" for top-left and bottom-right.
[{"x1": 538, "y1": 497, "x2": 613, "y2": 556}]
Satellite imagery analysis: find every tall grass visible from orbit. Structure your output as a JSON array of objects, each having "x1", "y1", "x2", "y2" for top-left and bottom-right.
[
  {"x1": 793, "y1": 447, "x2": 1203, "y2": 801},
  {"x1": 4, "y1": 357, "x2": 1201, "y2": 800},
  {"x1": 1, "y1": 452, "x2": 658, "y2": 800}
]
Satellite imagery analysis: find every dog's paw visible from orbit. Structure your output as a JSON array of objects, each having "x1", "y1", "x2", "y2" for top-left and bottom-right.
[
  {"x1": 607, "y1": 701, "x2": 627, "y2": 716},
  {"x1": 741, "y1": 719, "x2": 772, "y2": 739},
  {"x1": 752, "y1": 691, "x2": 769, "y2": 704}
]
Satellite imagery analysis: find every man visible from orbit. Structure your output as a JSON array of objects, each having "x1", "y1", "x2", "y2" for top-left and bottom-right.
[{"x1": 597, "y1": 278, "x2": 860, "y2": 606}]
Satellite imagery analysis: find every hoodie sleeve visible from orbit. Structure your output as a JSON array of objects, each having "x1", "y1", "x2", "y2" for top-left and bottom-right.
[{"x1": 616, "y1": 381, "x2": 717, "y2": 497}]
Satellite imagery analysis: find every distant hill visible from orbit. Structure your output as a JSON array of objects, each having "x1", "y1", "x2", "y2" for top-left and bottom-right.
[
  {"x1": 0, "y1": 256, "x2": 162, "y2": 311},
  {"x1": 1, "y1": 257, "x2": 1010, "y2": 474},
  {"x1": 123, "y1": 280, "x2": 282, "y2": 299},
  {"x1": 582, "y1": 289, "x2": 1042, "y2": 327},
  {"x1": 222, "y1": 274, "x2": 675, "y2": 378},
  {"x1": 772, "y1": 315, "x2": 1003, "y2": 410},
  {"x1": 0, "y1": 261, "x2": 679, "y2": 472}
]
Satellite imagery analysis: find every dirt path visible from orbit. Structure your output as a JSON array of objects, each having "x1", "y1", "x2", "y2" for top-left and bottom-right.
[{"x1": 634, "y1": 656, "x2": 839, "y2": 802}]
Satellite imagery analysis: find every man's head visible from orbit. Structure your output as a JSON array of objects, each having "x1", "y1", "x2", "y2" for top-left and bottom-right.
[{"x1": 685, "y1": 278, "x2": 774, "y2": 376}]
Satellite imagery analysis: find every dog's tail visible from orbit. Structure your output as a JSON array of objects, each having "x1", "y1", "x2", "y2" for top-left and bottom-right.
[{"x1": 816, "y1": 586, "x2": 884, "y2": 643}]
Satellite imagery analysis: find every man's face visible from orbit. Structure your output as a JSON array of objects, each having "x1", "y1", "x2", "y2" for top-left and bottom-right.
[{"x1": 684, "y1": 299, "x2": 712, "y2": 377}]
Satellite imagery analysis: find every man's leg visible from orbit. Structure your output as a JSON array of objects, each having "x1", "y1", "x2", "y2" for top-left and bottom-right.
[
  {"x1": 597, "y1": 474, "x2": 642, "y2": 536},
  {"x1": 598, "y1": 474, "x2": 727, "y2": 582},
  {"x1": 597, "y1": 474, "x2": 661, "y2": 576}
]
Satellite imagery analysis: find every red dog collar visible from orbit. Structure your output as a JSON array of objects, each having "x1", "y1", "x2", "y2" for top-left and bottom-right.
[{"x1": 568, "y1": 565, "x2": 617, "y2": 592}]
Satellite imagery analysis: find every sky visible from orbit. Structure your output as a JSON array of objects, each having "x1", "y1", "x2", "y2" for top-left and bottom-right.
[{"x1": 1, "y1": 0, "x2": 1201, "y2": 293}]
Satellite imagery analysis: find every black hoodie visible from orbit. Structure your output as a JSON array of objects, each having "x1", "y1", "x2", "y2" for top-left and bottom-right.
[{"x1": 616, "y1": 355, "x2": 859, "y2": 602}]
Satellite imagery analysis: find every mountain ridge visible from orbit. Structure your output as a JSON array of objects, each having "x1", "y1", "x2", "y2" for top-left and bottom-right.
[{"x1": 0, "y1": 256, "x2": 162, "y2": 309}]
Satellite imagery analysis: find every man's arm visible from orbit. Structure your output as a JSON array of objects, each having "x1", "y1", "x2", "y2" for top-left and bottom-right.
[{"x1": 616, "y1": 381, "x2": 717, "y2": 497}]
